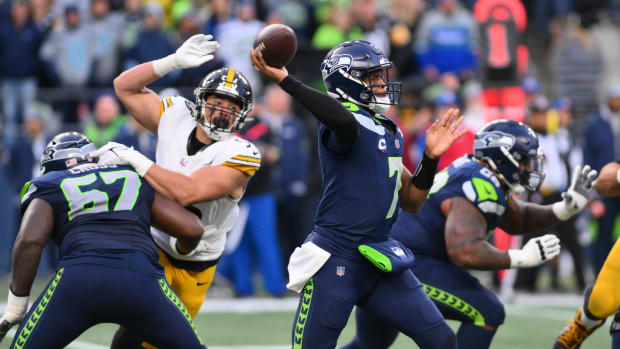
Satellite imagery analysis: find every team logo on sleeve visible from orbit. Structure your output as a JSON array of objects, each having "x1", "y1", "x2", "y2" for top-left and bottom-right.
[
  {"x1": 336, "y1": 266, "x2": 346, "y2": 277},
  {"x1": 395, "y1": 139, "x2": 400, "y2": 149}
]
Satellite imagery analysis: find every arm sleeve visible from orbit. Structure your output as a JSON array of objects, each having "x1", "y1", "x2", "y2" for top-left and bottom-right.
[{"x1": 279, "y1": 75, "x2": 358, "y2": 144}]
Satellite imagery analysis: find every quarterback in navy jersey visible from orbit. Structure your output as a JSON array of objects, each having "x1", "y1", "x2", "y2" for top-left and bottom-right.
[
  {"x1": 252, "y1": 41, "x2": 465, "y2": 348},
  {"x1": 0, "y1": 132, "x2": 207, "y2": 349},
  {"x1": 345, "y1": 120, "x2": 598, "y2": 349}
]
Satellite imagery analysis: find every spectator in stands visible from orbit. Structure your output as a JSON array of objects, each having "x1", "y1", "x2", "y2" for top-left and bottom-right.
[
  {"x1": 203, "y1": 0, "x2": 232, "y2": 39},
  {"x1": 124, "y1": 2, "x2": 176, "y2": 86},
  {"x1": 387, "y1": 0, "x2": 424, "y2": 77},
  {"x1": 312, "y1": 3, "x2": 363, "y2": 50},
  {"x1": 583, "y1": 83, "x2": 620, "y2": 275},
  {"x1": 553, "y1": 12, "x2": 603, "y2": 138},
  {"x1": 83, "y1": 92, "x2": 128, "y2": 147},
  {"x1": 88, "y1": 0, "x2": 124, "y2": 86},
  {"x1": 516, "y1": 96, "x2": 586, "y2": 292},
  {"x1": 0, "y1": 0, "x2": 43, "y2": 149},
  {"x1": 415, "y1": 0, "x2": 478, "y2": 81},
  {"x1": 351, "y1": 0, "x2": 390, "y2": 57},
  {"x1": 218, "y1": 107, "x2": 287, "y2": 297},
  {"x1": 216, "y1": 1, "x2": 264, "y2": 95},
  {"x1": 119, "y1": 0, "x2": 143, "y2": 50},
  {"x1": 40, "y1": 4, "x2": 96, "y2": 123},
  {"x1": 262, "y1": 85, "x2": 311, "y2": 259}
]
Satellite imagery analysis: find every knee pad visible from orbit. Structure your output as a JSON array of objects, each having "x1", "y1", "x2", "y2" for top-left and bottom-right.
[{"x1": 610, "y1": 307, "x2": 620, "y2": 335}]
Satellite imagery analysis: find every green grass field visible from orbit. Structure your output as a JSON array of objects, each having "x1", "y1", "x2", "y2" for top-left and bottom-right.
[{"x1": 0, "y1": 294, "x2": 612, "y2": 348}]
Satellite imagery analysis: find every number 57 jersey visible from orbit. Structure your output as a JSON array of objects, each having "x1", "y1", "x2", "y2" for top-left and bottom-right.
[
  {"x1": 151, "y1": 96, "x2": 261, "y2": 263},
  {"x1": 19, "y1": 164, "x2": 159, "y2": 272}
]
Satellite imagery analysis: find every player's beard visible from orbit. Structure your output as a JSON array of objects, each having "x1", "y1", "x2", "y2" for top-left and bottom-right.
[{"x1": 369, "y1": 95, "x2": 391, "y2": 114}]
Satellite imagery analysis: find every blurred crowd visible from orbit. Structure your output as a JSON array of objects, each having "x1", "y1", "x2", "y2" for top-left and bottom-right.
[{"x1": 1, "y1": 0, "x2": 620, "y2": 297}]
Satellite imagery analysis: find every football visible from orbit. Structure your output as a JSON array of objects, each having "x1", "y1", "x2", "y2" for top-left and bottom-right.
[{"x1": 253, "y1": 24, "x2": 297, "y2": 68}]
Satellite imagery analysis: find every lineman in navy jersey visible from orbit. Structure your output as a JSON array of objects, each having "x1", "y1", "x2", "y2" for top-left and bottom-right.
[
  {"x1": 345, "y1": 120, "x2": 598, "y2": 349},
  {"x1": 0, "y1": 132, "x2": 206, "y2": 349},
  {"x1": 251, "y1": 40, "x2": 465, "y2": 348}
]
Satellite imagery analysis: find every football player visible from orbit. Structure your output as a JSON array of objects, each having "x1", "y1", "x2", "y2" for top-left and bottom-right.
[
  {"x1": 553, "y1": 160, "x2": 620, "y2": 349},
  {"x1": 342, "y1": 119, "x2": 597, "y2": 349},
  {"x1": 91, "y1": 34, "x2": 261, "y2": 348},
  {"x1": 0, "y1": 132, "x2": 206, "y2": 349},
  {"x1": 251, "y1": 40, "x2": 465, "y2": 348}
]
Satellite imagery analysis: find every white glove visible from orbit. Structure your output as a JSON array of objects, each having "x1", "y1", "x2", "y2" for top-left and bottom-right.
[
  {"x1": 89, "y1": 142, "x2": 154, "y2": 177},
  {"x1": 0, "y1": 289, "x2": 29, "y2": 342},
  {"x1": 508, "y1": 234, "x2": 561, "y2": 268},
  {"x1": 152, "y1": 34, "x2": 219, "y2": 77},
  {"x1": 552, "y1": 165, "x2": 598, "y2": 220}
]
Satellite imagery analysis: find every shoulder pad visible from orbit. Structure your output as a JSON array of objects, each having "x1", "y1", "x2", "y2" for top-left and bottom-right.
[{"x1": 217, "y1": 137, "x2": 261, "y2": 176}]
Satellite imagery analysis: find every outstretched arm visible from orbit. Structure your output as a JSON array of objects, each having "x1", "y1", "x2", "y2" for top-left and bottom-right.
[
  {"x1": 595, "y1": 162, "x2": 620, "y2": 197},
  {"x1": 250, "y1": 49, "x2": 358, "y2": 144},
  {"x1": 399, "y1": 108, "x2": 465, "y2": 212},
  {"x1": 0, "y1": 199, "x2": 54, "y2": 341},
  {"x1": 150, "y1": 192, "x2": 203, "y2": 254},
  {"x1": 114, "y1": 34, "x2": 219, "y2": 134}
]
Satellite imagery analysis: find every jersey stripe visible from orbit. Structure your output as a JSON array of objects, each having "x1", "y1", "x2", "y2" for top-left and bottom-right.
[
  {"x1": 222, "y1": 162, "x2": 259, "y2": 176},
  {"x1": 225, "y1": 68, "x2": 236, "y2": 88},
  {"x1": 160, "y1": 100, "x2": 165, "y2": 116},
  {"x1": 231, "y1": 155, "x2": 261, "y2": 163},
  {"x1": 166, "y1": 97, "x2": 172, "y2": 108}
]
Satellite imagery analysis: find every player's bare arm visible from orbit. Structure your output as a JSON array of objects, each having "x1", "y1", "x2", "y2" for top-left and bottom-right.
[
  {"x1": 150, "y1": 192, "x2": 204, "y2": 254},
  {"x1": 595, "y1": 162, "x2": 620, "y2": 197},
  {"x1": 145, "y1": 164, "x2": 248, "y2": 206},
  {"x1": 9, "y1": 199, "x2": 54, "y2": 296},
  {"x1": 114, "y1": 34, "x2": 219, "y2": 134},
  {"x1": 399, "y1": 108, "x2": 466, "y2": 212},
  {"x1": 443, "y1": 197, "x2": 511, "y2": 270},
  {"x1": 499, "y1": 196, "x2": 560, "y2": 235}
]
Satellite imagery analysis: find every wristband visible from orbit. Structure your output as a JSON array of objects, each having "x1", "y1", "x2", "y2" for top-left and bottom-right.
[
  {"x1": 152, "y1": 54, "x2": 179, "y2": 77},
  {"x1": 507, "y1": 249, "x2": 526, "y2": 268},
  {"x1": 411, "y1": 153, "x2": 439, "y2": 190},
  {"x1": 5, "y1": 286, "x2": 29, "y2": 323},
  {"x1": 552, "y1": 201, "x2": 572, "y2": 221}
]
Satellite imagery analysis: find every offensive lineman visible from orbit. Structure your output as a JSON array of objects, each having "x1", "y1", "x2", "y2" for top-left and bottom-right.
[
  {"x1": 91, "y1": 34, "x2": 261, "y2": 348},
  {"x1": 343, "y1": 120, "x2": 598, "y2": 349},
  {"x1": 252, "y1": 40, "x2": 465, "y2": 348},
  {"x1": 0, "y1": 132, "x2": 206, "y2": 348}
]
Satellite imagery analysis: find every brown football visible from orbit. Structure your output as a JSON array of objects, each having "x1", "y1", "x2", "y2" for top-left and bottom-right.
[{"x1": 253, "y1": 24, "x2": 297, "y2": 68}]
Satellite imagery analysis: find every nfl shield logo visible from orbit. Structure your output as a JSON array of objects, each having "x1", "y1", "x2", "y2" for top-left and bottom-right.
[
  {"x1": 336, "y1": 266, "x2": 345, "y2": 277},
  {"x1": 180, "y1": 157, "x2": 188, "y2": 166},
  {"x1": 395, "y1": 139, "x2": 400, "y2": 149}
]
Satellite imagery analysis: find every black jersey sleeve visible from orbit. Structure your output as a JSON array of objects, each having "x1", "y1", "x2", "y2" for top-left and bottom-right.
[{"x1": 279, "y1": 75, "x2": 358, "y2": 144}]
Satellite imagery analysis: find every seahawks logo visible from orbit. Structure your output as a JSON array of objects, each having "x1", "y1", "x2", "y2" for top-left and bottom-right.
[{"x1": 322, "y1": 54, "x2": 353, "y2": 77}]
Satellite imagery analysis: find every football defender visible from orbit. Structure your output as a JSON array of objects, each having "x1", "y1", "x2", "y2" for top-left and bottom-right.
[
  {"x1": 0, "y1": 132, "x2": 206, "y2": 349},
  {"x1": 553, "y1": 160, "x2": 620, "y2": 349},
  {"x1": 343, "y1": 120, "x2": 598, "y2": 349},
  {"x1": 91, "y1": 34, "x2": 261, "y2": 348},
  {"x1": 251, "y1": 40, "x2": 466, "y2": 348}
]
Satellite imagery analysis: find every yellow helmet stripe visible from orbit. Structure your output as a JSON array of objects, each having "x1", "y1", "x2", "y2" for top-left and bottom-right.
[{"x1": 224, "y1": 68, "x2": 236, "y2": 88}]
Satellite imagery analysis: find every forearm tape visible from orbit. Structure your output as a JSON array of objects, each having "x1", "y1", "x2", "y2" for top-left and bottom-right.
[{"x1": 411, "y1": 153, "x2": 439, "y2": 190}]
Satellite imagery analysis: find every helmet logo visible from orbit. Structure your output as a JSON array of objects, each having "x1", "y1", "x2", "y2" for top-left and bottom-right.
[{"x1": 323, "y1": 54, "x2": 353, "y2": 76}]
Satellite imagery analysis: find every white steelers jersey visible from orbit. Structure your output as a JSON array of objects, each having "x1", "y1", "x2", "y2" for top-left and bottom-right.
[{"x1": 150, "y1": 95, "x2": 261, "y2": 262}]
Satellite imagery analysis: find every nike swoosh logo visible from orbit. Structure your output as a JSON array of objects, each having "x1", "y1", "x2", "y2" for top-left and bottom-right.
[{"x1": 197, "y1": 281, "x2": 209, "y2": 286}]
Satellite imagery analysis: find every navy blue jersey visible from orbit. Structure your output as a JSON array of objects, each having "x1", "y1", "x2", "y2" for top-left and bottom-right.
[
  {"x1": 391, "y1": 155, "x2": 508, "y2": 261},
  {"x1": 19, "y1": 164, "x2": 158, "y2": 274},
  {"x1": 312, "y1": 103, "x2": 405, "y2": 258}
]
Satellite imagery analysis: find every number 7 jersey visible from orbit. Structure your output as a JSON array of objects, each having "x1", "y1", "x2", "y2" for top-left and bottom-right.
[{"x1": 151, "y1": 96, "x2": 261, "y2": 262}]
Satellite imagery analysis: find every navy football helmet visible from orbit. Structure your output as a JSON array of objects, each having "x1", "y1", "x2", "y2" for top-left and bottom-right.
[
  {"x1": 194, "y1": 67, "x2": 253, "y2": 141},
  {"x1": 40, "y1": 132, "x2": 97, "y2": 174},
  {"x1": 321, "y1": 40, "x2": 401, "y2": 113},
  {"x1": 473, "y1": 119, "x2": 544, "y2": 193}
]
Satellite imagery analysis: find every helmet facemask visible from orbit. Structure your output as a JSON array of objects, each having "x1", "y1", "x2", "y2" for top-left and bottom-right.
[
  {"x1": 359, "y1": 68, "x2": 401, "y2": 113},
  {"x1": 194, "y1": 90, "x2": 252, "y2": 141}
]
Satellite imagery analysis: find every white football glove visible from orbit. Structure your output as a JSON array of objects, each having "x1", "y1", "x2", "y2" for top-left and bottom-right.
[
  {"x1": 152, "y1": 34, "x2": 219, "y2": 76},
  {"x1": 508, "y1": 234, "x2": 561, "y2": 268},
  {"x1": 0, "y1": 289, "x2": 29, "y2": 343},
  {"x1": 89, "y1": 142, "x2": 154, "y2": 177},
  {"x1": 552, "y1": 165, "x2": 598, "y2": 220}
]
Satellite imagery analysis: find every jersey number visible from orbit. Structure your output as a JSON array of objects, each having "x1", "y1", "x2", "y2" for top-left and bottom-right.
[
  {"x1": 386, "y1": 157, "x2": 403, "y2": 219},
  {"x1": 60, "y1": 170, "x2": 141, "y2": 221}
]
